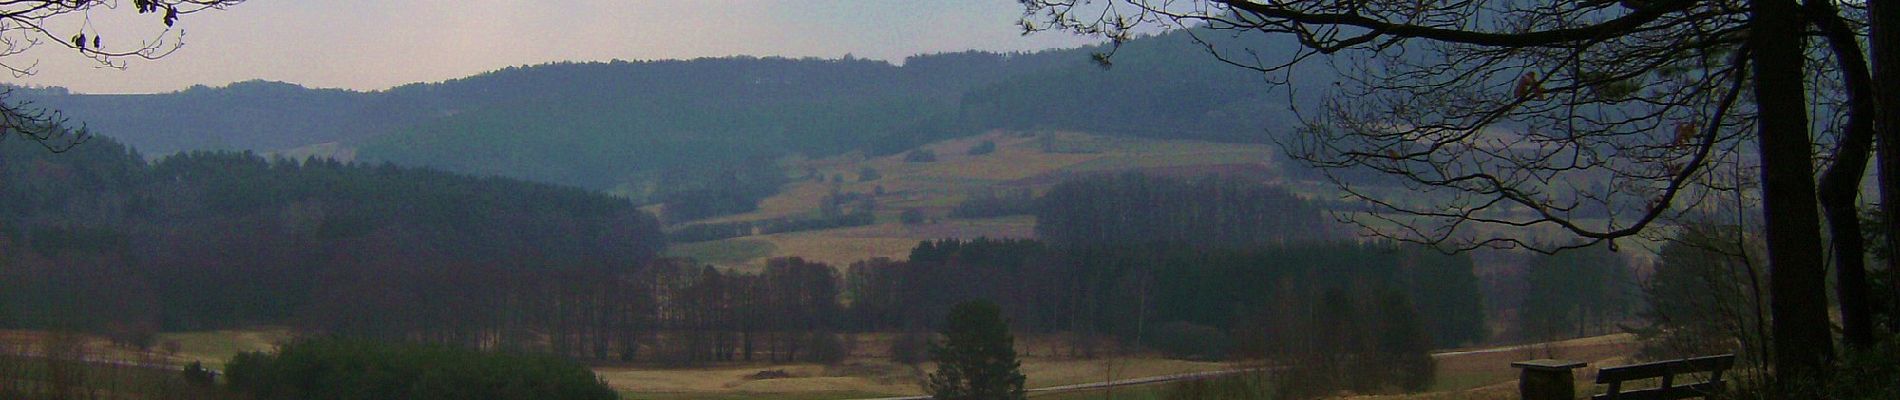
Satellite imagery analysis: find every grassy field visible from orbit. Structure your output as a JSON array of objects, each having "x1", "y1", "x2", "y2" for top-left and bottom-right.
[
  {"x1": 0, "y1": 328, "x2": 292, "y2": 370},
  {"x1": 600, "y1": 352, "x2": 1233, "y2": 400},
  {"x1": 153, "y1": 328, "x2": 293, "y2": 368},
  {"x1": 667, "y1": 239, "x2": 779, "y2": 266},
  {"x1": 3, "y1": 328, "x2": 1639, "y2": 400},
  {"x1": 1028, "y1": 334, "x2": 1640, "y2": 400},
  {"x1": 677, "y1": 131, "x2": 1286, "y2": 268}
]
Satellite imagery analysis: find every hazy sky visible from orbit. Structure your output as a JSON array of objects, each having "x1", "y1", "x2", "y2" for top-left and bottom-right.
[{"x1": 8, "y1": 0, "x2": 1103, "y2": 94}]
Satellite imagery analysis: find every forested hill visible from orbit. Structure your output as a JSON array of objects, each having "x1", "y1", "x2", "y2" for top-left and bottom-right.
[
  {"x1": 0, "y1": 135, "x2": 663, "y2": 335},
  {"x1": 9, "y1": 28, "x2": 1325, "y2": 204}
]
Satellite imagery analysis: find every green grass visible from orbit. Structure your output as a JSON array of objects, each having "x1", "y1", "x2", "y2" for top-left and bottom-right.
[
  {"x1": 0, "y1": 354, "x2": 198, "y2": 399},
  {"x1": 666, "y1": 239, "x2": 777, "y2": 266},
  {"x1": 1429, "y1": 369, "x2": 1517, "y2": 392},
  {"x1": 620, "y1": 390, "x2": 895, "y2": 400},
  {"x1": 1031, "y1": 384, "x2": 1170, "y2": 400},
  {"x1": 1059, "y1": 150, "x2": 1269, "y2": 173}
]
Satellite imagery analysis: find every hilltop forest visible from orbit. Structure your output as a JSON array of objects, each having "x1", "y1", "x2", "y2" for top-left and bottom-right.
[{"x1": 10, "y1": 28, "x2": 1315, "y2": 223}]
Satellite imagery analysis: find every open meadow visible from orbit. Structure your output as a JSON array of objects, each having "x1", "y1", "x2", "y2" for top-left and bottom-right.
[
  {"x1": 666, "y1": 131, "x2": 1287, "y2": 269},
  {"x1": 3, "y1": 327, "x2": 1639, "y2": 400}
]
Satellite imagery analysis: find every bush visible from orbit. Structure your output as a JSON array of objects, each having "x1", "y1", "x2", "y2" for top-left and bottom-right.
[
  {"x1": 1820, "y1": 337, "x2": 1900, "y2": 399},
  {"x1": 182, "y1": 361, "x2": 217, "y2": 388},
  {"x1": 858, "y1": 167, "x2": 882, "y2": 182},
  {"x1": 905, "y1": 149, "x2": 938, "y2": 163}
]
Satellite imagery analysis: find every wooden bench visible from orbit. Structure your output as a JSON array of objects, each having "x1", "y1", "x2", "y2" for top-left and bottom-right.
[{"x1": 1592, "y1": 354, "x2": 1735, "y2": 400}]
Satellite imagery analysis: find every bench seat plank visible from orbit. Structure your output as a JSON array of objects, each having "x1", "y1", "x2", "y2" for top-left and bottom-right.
[
  {"x1": 1591, "y1": 381, "x2": 1724, "y2": 400},
  {"x1": 1594, "y1": 355, "x2": 1735, "y2": 383}
]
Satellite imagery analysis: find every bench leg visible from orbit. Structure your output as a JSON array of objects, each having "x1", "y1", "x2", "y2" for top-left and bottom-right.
[{"x1": 1520, "y1": 368, "x2": 1577, "y2": 400}]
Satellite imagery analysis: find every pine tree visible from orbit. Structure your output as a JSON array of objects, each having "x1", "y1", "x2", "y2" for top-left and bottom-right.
[{"x1": 926, "y1": 300, "x2": 1026, "y2": 400}]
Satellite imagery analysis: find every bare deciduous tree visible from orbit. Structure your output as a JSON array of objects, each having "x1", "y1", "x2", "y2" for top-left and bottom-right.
[
  {"x1": 0, "y1": 0, "x2": 244, "y2": 151},
  {"x1": 1019, "y1": 0, "x2": 1863, "y2": 388}
]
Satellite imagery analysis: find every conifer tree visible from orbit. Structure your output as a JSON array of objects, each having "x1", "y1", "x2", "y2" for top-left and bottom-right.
[{"x1": 926, "y1": 300, "x2": 1026, "y2": 400}]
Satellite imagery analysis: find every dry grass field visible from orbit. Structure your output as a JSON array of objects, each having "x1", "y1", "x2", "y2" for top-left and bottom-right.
[
  {"x1": 0, "y1": 328, "x2": 292, "y2": 370},
  {"x1": 673, "y1": 131, "x2": 1285, "y2": 269},
  {"x1": 152, "y1": 328, "x2": 294, "y2": 368},
  {"x1": 602, "y1": 356, "x2": 1233, "y2": 400},
  {"x1": 602, "y1": 333, "x2": 1233, "y2": 400},
  {"x1": 4, "y1": 328, "x2": 1638, "y2": 400},
  {"x1": 1033, "y1": 334, "x2": 1640, "y2": 400}
]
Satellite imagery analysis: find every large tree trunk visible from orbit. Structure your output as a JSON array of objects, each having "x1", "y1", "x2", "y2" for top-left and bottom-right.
[
  {"x1": 1808, "y1": 0, "x2": 1878, "y2": 348},
  {"x1": 1874, "y1": 0, "x2": 1900, "y2": 326},
  {"x1": 1752, "y1": 0, "x2": 1835, "y2": 388}
]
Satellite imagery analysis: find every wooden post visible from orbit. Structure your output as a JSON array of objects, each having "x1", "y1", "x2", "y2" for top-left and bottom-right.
[{"x1": 1512, "y1": 359, "x2": 1586, "y2": 400}]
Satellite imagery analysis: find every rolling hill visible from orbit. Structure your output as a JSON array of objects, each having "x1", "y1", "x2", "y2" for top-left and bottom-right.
[{"x1": 7, "y1": 28, "x2": 1328, "y2": 202}]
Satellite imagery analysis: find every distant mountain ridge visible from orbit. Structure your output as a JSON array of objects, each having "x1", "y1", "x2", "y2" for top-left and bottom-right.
[{"x1": 7, "y1": 28, "x2": 1327, "y2": 196}]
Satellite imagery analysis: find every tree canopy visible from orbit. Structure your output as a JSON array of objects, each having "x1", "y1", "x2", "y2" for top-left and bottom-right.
[{"x1": 926, "y1": 300, "x2": 1026, "y2": 400}]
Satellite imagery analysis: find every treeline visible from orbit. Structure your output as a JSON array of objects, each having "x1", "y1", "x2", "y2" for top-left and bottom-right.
[
  {"x1": 224, "y1": 338, "x2": 616, "y2": 400},
  {"x1": 666, "y1": 188, "x2": 877, "y2": 243},
  {"x1": 947, "y1": 188, "x2": 1037, "y2": 219},
  {"x1": 852, "y1": 239, "x2": 1486, "y2": 350},
  {"x1": 0, "y1": 137, "x2": 665, "y2": 351},
  {"x1": 653, "y1": 157, "x2": 787, "y2": 223},
  {"x1": 1036, "y1": 173, "x2": 1338, "y2": 247},
  {"x1": 1520, "y1": 242, "x2": 1638, "y2": 340},
  {"x1": 0, "y1": 330, "x2": 220, "y2": 400},
  {"x1": 512, "y1": 237, "x2": 1483, "y2": 367},
  {"x1": 954, "y1": 29, "x2": 1319, "y2": 144}
]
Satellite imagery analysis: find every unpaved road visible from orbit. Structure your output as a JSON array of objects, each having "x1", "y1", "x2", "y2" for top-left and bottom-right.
[{"x1": 854, "y1": 333, "x2": 1633, "y2": 400}]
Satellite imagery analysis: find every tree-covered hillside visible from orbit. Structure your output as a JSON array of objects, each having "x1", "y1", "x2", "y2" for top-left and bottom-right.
[
  {"x1": 6, "y1": 82, "x2": 388, "y2": 154},
  {"x1": 0, "y1": 135, "x2": 663, "y2": 342},
  {"x1": 955, "y1": 30, "x2": 1319, "y2": 143},
  {"x1": 9, "y1": 28, "x2": 1326, "y2": 221}
]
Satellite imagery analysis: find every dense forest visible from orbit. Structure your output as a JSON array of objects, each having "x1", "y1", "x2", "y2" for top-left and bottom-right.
[
  {"x1": 0, "y1": 136, "x2": 664, "y2": 348},
  {"x1": 9, "y1": 27, "x2": 1329, "y2": 222},
  {"x1": 1, "y1": 140, "x2": 1480, "y2": 371},
  {"x1": 223, "y1": 338, "x2": 617, "y2": 400},
  {"x1": 1036, "y1": 173, "x2": 1339, "y2": 247}
]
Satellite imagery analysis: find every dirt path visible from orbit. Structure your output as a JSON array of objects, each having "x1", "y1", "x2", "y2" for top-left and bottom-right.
[
  {"x1": 852, "y1": 333, "x2": 1634, "y2": 400},
  {"x1": 851, "y1": 368, "x2": 1263, "y2": 400}
]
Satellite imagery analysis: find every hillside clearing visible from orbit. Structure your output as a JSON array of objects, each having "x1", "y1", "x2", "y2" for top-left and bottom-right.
[{"x1": 678, "y1": 131, "x2": 1285, "y2": 268}]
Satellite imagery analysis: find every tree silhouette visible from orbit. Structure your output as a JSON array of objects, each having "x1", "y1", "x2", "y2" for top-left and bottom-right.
[
  {"x1": 1, "y1": 0, "x2": 245, "y2": 151},
  {"x1": 1020, "y1": 0, "x2": 1863, "y2": 387},
  {"x1": 926, "y1": 300, "x2": 1026, "y2": 400}
]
